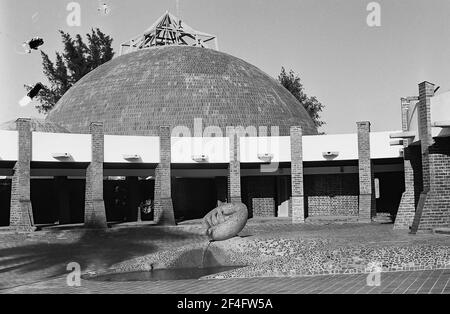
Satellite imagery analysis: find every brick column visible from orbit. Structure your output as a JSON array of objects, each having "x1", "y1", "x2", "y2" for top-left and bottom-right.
[
  {"x1": 394, "y1": 98, "x2": 418, "y2": 229},
  {"x1": 411, "y1": 81, "x2": 450, "y2": 233},
  {"x1": 153, "y1": 126, "x2": 175, "y2": 225},
  {"x1": 411, "y1": 82, "x2": 434, "y2": 233},
  {"x1": 357, "y1": 121, "x2": 375, "y2": 223},
  {"x1": 9, "y1": 118, "x2": 35, "y2": 232},
  {"x1": 290, "y1": 126, "x2": 304, "y2": 223},
  {"x1": 417, "y1": 82, "x2": 435, "y2": 193},
  {"x1": 227, "y1": 131, "x2": 241, "y2": 203},
  {"x1": 84, "y1": 122, "x2": 107, "y2": 228},
  {"x1": 394, "y1": 148, "x2": 416, "y2": 229}
]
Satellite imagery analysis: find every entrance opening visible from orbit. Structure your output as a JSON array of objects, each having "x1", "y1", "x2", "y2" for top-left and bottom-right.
[
  {"x1": 31, "y1": 179, "x2": 59, "y2": 224},
  {"x1": 104, "y1": 177, "x2": 154, "y2": 223},
  {"x1": 172, "y1": 178, "x2": 221, "y2": 221},
  {"x1": 0, "y1": 179, "x2": 11, "y2": 226},
  {"x1": 31, "y1": 178, "x2": 85, "y2": 225},
  {"x1": 375, "y1": 172, "x2": 404, "y2": 219}
]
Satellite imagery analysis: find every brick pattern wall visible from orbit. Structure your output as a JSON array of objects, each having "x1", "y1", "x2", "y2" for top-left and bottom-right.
[
  {"x1": 290, "y1": 126, "x2": 304, "y2": 223},
  {"x1": 410, "y1": 82, "x2": 433, "y2": 232},
  {"x1": 357, "y1": 121, "x2": 374, "y2": 223},
  {"x1": 395, "y1": 97, "x2": 419, "y2": 229},
  {"x1": 153, "y1": 126, "x2": 175, "y2": 225},
  {"x1": 411, "y1": 81, "x2": 450, "y2": 232},
  {"x1": 412, "y1": 137, "x2": 450, "y2": 232},
  {"x1": 418, "y1": 82, "x2": 435, "y2": 193},
  {"x1": 84, "y1": 122, "x2": 107, "y2": 228},
  {"x1": 252, "y1": 198, "x2": 275, "y2": 217},
  {"x1": 243, "y1": 176, "x2": 276, "y2": 217},
  {"x1": 9, "y1": 118, "x2": 35, "y2": 232},
  {"x1": 227, "y1": 129, "x2": 241, "y2": 203},
  {"x1": 305, "y1": 174, "x2": 359, "y2": 217},
  {"x1": 394, "y1": 153, "x2": 415, "y2": 229}
]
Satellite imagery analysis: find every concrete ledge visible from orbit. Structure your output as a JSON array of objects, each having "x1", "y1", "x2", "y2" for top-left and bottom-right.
[
  {"x1": 432, "y1": 121, "x2": 450, "y2": 128},
  {"x1": 433, "y1": 227, "x2": 450, "y2": 235},
  {"x1": 389, "y1": 131, "x2": 416, "y2": 139},
  {"x1": 306, "y1": 216, "x2": 359, "y2": 224}
]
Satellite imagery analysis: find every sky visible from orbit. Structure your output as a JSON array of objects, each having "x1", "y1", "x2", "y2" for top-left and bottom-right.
[{"x1": 0, "y1": 0, "x2": 449, "y2": 134}]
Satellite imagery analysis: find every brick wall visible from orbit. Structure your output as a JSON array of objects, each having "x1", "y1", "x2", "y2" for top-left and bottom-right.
[
  {"x1": 252, "y1": 198, "x2": 275, "y2": 217},
  {"x1": 9, "y1": 118, "x2": 35, "y2": 232},
  {"x1": 395, "y1": 97, "x2": 419, "y2": 229},
  {"x1": 394, "y1": 158, "x2": 414, "y2": 229},
  {"x1": 84, "y1": 122, "x2": 107, "y2": 228},
  {"x1": 242, "y1": 176, "x2": 276, "y2": 217},
  {"x1": 153, "y1": 126, "x2": 175, "y2": 225},
  {"x1": 417, "y1": 82, "x2": 435, "y2": 194},
  {"x1": 357, "y1": 121, "x2": 375, "y2": 222},
  {"x1": 290, "y1": 126, "x2": 304, "y2": 223},
  {"x1": 305, "y1": 174, "x2": 359, "y2": 217},
  {"x1": 227, "y1": 127, "x2": 241, "y2": 203},
  {"x1": 411, "y1": 81, "x2": 450, "y2": 232},
  {"x1": 412, "y1": 137, "x2": 450, "y2": 231}
]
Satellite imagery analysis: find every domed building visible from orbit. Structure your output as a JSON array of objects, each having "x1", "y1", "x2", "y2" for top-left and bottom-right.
[
  {"x1": 46, "y1": 46, "x2": 317, "y2": 136},
  {"x1": 0, "y1": 12, "x2": 412, "y2": 231},
  {"x1": 38, "y1": 13, "x2": 318, "y2": 224}
]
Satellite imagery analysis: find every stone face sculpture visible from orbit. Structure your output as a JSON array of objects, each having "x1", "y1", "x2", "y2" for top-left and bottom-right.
[{"x1": 202, "y1": 202, "x2": 248, "y2": 241}]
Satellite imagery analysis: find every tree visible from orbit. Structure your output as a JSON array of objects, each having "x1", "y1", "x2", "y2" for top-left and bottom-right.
[
  {"x1": 26, "y1": 28, "x2": 114, "y2": 114},
  {"x1": 278, "y1": 67, "x2": 325, "y2": 129}
]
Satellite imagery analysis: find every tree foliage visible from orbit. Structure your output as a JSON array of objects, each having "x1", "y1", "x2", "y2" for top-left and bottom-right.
[
  {"x1": 26, "y1": 28, "x2": 114, "y2": 114},
  {"x1": 278, "y1": 67, "x2": 325, "y2": 129}
]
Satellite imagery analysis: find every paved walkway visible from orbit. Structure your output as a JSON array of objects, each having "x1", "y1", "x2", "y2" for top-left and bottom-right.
[
  {"x1": 2, "y1": 269, "x2": 449, "y2": 294},
  {"x1": 1, "y1": 220, "x2": 449, "y2": 293}
]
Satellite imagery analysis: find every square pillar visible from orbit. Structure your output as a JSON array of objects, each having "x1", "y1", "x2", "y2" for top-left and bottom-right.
[
  {"x1": 290, "y1": 126, "x2": 304, "y2": 223},
  {"x1": 411, "y1": 81, "x2": 450, "y2": 233},
  {"x1": 227, "y1": 129, "x2": 241, "y2": 203},
  {"x1": 394, "y1": 97, "x2": 419, "y2": 229},
  {"x1": 394, "y1": 148, "x2": 416, "y2": 229},
  {"x1": 84, "y1": 122, "x2": 107, "y2": 228},
  {"x1": 357, "y1": 121, "x2": 375, "y2": 223},
  {"x1": 153, "y1": 126, "x2": 175, "y2": 225},
  {"x1": 9, "y1": 118, "x2": 35, "y2": 232}
]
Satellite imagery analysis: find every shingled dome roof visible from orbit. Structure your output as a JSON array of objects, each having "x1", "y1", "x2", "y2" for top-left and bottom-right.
[{"x1": 46, "y1": 46, "x2": 317, "y2": 136}]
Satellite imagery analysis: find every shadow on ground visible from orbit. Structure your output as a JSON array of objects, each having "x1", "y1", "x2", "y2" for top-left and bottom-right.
[{"x1": 0, "y1": 227, "x2": 197, "y2": 289}]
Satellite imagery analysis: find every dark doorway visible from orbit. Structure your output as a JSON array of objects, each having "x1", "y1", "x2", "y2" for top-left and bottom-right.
[
  {"x1": 0, "y1": 179, "x2": 11, "y2": 226},
  {"x1": 67, "y1": 179, "x2": 85, "y2": 224},
  {"x1": 31, "y1": 179, "x2": 59, "y2": 224},
  {"x1": 104, "y1": 178, "x2": 154, "y2": 223},
  {"x1": 172, "y1": 178, "x2": 218, "y2": 221},
  {"x1": 375, "y1": 172, "x2": 405, "y2": 218}
]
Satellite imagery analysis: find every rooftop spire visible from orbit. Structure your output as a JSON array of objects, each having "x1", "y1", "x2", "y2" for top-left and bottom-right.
[{"x1": 120, "y1": 11, "x2": 218, "y2": 55}]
